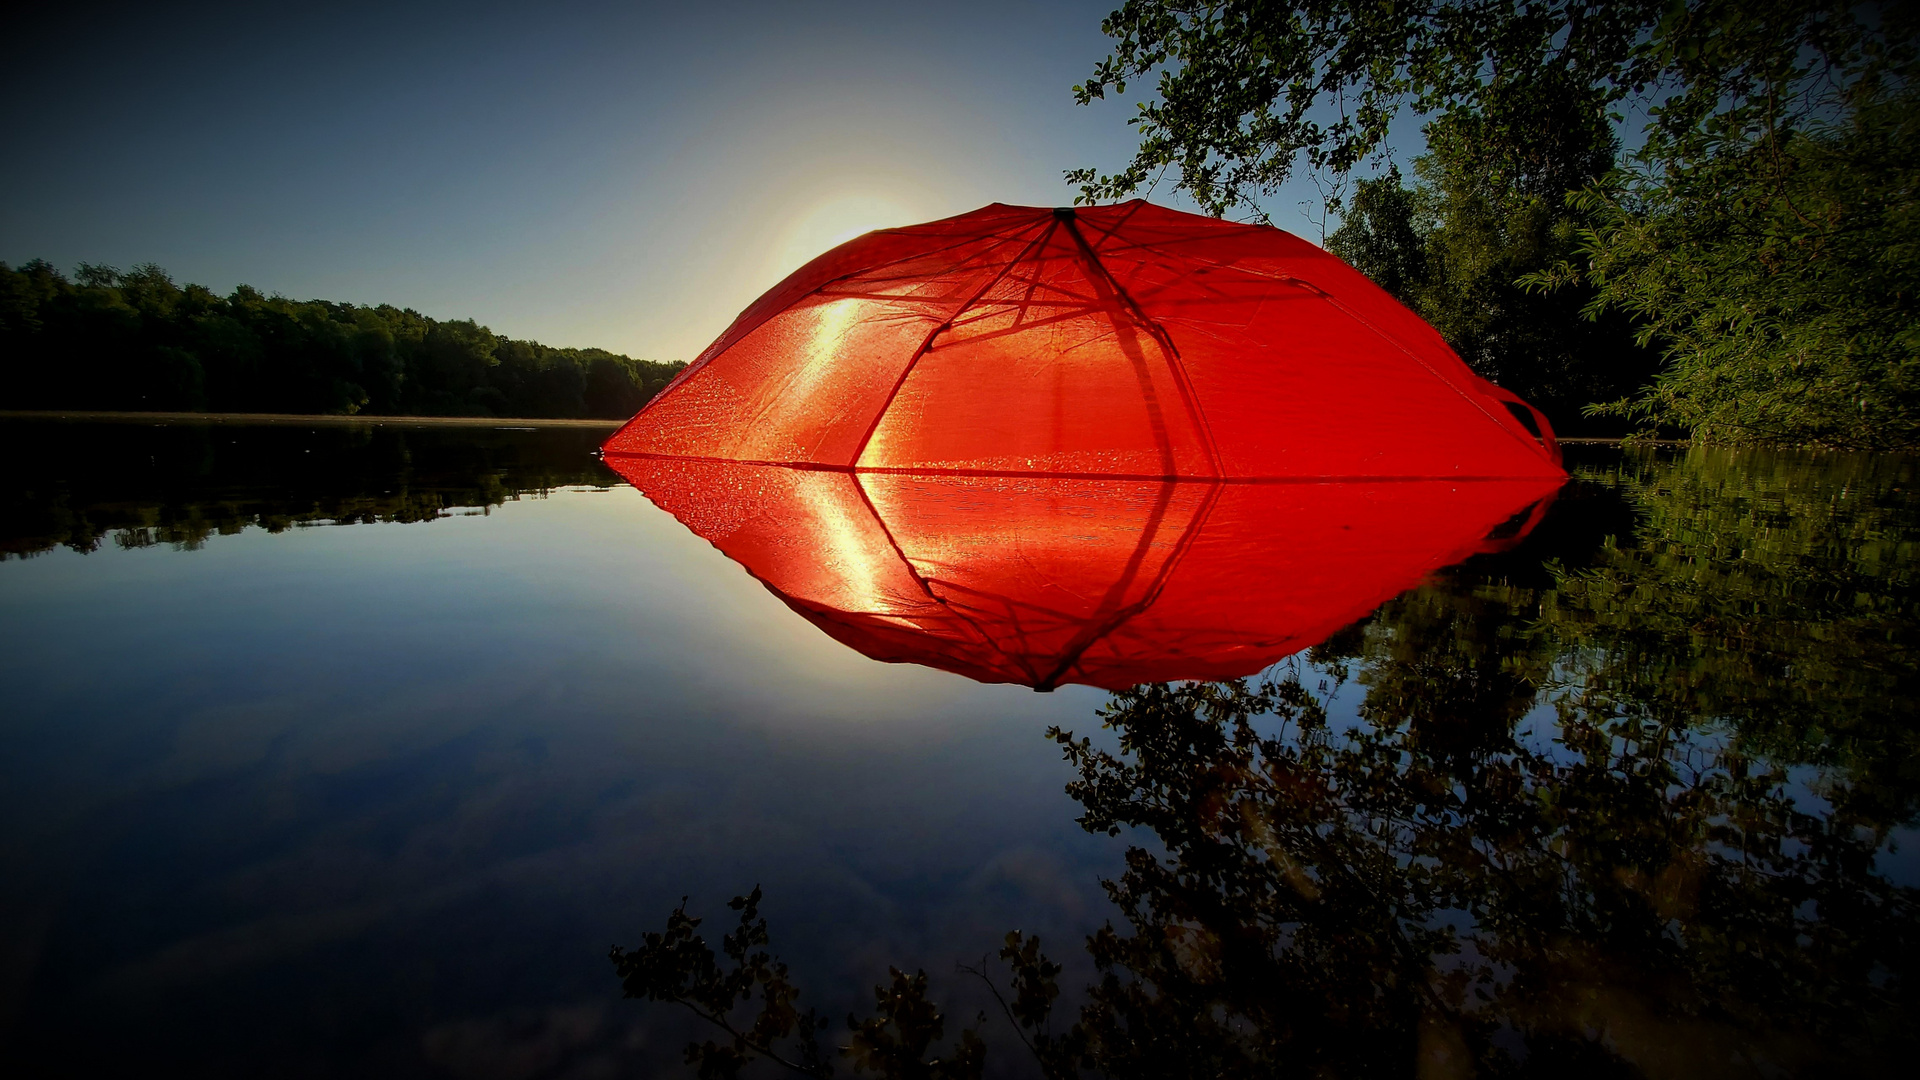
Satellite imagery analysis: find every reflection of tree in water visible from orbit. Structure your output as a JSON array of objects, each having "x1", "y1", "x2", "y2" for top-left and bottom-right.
[
  {"x1": 614, "y1": 447, "x2": 1919, "y2": 1078},
  {"x1": 0, "y1": 420, "x2": 619, "y2": 558},
  {"x1": 1545, "y1": 448, "x2": 1920, "y2": 820},
  {"x1": 1048, "y1": 676, "x2": 1912, "y2": 1078}
]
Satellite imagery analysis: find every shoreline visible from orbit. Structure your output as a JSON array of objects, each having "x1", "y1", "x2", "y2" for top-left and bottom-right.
[
  {"x1": 1557, "y1": 437, "x2": 1691, "y2": 446},
  {"x1": 0, "y1": 411, "x2": 1688, "y2": 445},
  {"x1": 0, "y1": 410, "x2": 623, "y2": 428}
]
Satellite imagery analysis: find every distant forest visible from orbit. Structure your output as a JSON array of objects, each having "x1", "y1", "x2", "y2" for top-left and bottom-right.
[{"x1": 0, "y1": 260, "x2": 684, "y2": 419}]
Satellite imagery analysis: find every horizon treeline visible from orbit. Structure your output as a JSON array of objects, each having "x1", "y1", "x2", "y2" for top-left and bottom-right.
[{"x1": 0, "y1": 260, "x2": 684, "y2": 419}]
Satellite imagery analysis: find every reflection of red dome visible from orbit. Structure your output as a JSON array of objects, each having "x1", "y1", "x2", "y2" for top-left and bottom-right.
[
  {"x1": 605, "y1": 201, "x2": 1564, "y2": 481},
  {"x1": 607, "y1": 457, "x2": 1560, "y2": 690}
]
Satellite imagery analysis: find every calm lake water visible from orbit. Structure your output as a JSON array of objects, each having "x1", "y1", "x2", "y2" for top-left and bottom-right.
[{"x1": 1, "y1": 418, "x2": 1915, "y2": 1078}]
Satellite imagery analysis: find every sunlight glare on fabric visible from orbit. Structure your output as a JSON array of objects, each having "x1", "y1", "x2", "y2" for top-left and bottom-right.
[
  {"x1": 797, "y1": 473, "x2": 900, "y2": 616},
  {"x1": 790, "y1": 295, "x2": 864, "y2": 406}
]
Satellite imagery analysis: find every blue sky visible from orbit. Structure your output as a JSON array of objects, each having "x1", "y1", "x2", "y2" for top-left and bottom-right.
[{"x1": 3, "y1": 1, "x2": 1350, "y2": 363}]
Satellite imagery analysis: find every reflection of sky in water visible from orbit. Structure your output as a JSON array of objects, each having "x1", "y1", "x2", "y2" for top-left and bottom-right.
[
  {"x1": 0, "y1": 485, "x2": 1123, "y2": 1071},
  {"x1": 4, "y1": 432, "x2": 1915, "y2": 1075}
]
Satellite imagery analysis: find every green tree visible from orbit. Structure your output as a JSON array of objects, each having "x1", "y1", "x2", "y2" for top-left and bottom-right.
[
  {"x1": 1327, "y1": 80, "x2": 1662, "y2": 433},
  {"x1": 1535, "y1": 81, "x2": 1920, "y2": 446},
  {"x1": 1323, "y1": 166, "x2": 1425, "y2": 303},
  {"x1": 1072, "y1": 1, "x2": 1919, "y2": 445}
]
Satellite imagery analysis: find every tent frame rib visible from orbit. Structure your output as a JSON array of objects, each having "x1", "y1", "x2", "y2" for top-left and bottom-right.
[
  {"x1": 847, "y1": 219, "x2": 1063, "y2": 468},
  {"x1": 1056, "y1": 212, "x2": 1225, "y2": 479}
]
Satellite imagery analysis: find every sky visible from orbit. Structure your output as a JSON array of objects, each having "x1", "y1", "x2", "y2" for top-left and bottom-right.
[{"x1": 2, "y1": 0, "x2": 1350, "y2": 364}]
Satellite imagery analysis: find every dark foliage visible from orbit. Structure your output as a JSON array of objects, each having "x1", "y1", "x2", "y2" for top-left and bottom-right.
[
  {"x1": 0, "y1": 261, "x2": 683, "y2": 418},
  {"x1": 611, "y1": 887, "x2": 984, "y2": 1079},
  {"x1": 1070, "y1": 1, "x2": 1919, "y2": 445},
  {"x1": 1533, "y1": 80, "x2": 1920, "y2": 447},
  {"x1": 0, "y1": 419, "x2": 617, "y2": 559},
  {"x1": 1326, "y1": 88, "x2": 1664, "y2": 435}
]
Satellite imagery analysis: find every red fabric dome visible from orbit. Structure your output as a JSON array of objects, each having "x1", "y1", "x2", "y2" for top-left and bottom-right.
[
  {"x1": 605, "y1": 200, "x2": 1563, "y2": 480},
  {"x1": 607, "y1": 456, "x2": 1559, "y2": 690}
]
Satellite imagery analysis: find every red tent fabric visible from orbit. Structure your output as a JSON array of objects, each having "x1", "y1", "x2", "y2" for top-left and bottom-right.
[
  {"x1": 604, "y1": 200, "x2": 1563, "y2": 480},
  {"x1": 607, "y1": 456, "x2": 1559, "y2": 690}
]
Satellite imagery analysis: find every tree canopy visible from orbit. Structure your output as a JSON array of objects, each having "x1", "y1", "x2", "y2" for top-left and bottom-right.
[
  {"x1": 1071, "y1": 1, "x2": 1919, "y2": 447},
  {"x1": 0, "y1": 260, "x2": 683, "y2": 419}
]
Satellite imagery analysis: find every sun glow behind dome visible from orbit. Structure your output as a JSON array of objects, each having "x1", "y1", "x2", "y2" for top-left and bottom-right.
[{"x1": 767, "y1": 192, "x2": 927, "y2": 281}]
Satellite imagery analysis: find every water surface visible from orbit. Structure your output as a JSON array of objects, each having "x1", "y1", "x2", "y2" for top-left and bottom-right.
[{"x1": 1, "y1": 418, "x2": 1913, "y2": 1077}]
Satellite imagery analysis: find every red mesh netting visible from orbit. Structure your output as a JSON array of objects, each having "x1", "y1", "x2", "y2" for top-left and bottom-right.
[{"x1": 605, "y1": 200, "x2": 1564, "y2": 481}]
